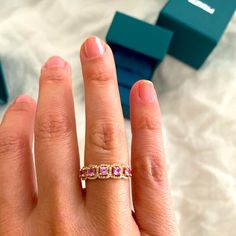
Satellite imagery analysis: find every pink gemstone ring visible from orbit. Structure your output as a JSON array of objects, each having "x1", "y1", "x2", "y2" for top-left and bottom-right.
[{"x1": 79, "y1": 164, "x2": 132, "y2": 180}]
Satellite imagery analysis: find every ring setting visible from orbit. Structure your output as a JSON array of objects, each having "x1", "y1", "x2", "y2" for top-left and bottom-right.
[{"x1": 79, "y1": 164, "x2": 132, "y2": 180}]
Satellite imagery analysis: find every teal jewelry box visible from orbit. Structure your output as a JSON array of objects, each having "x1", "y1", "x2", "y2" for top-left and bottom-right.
[
  {"x1": 157, "y1": 0, "x2": 236, "y2": 69},
  {"x1": 118, "y1": 85, "x2": 131, "y2": 119},
  {"x1": 106, "y1": 11, "x2": 173, "y2": 87},
  {"x1": 0, "y1": 63, "x2": 9, "y2": 104}
]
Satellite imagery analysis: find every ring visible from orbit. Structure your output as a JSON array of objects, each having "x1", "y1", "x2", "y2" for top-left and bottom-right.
[{"x1": 79, "y1": 164, "x2": 132, "y2": 180}]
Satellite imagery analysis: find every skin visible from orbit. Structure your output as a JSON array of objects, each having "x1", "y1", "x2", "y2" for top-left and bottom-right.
[{"x1": 0, "y1": 37, "x2": 179, "y2": 236}]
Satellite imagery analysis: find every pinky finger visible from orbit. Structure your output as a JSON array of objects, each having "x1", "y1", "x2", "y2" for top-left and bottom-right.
[{"x1": 130, "y1": 80, "x2": 178, "y2": 236}]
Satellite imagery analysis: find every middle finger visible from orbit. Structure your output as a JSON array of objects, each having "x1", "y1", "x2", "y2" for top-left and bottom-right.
[{"x1": 80, "y1": 37, "x2": 131, "y2": 215}]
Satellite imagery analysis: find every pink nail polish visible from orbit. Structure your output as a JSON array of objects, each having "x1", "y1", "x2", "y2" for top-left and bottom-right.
[
  {"x1": 139, "y1": 81, "x2": 157, "y2": 102},
  {"x1": 45, "y1": 56, "x2": 65, "y2": 68},
  {"x1": 84, "y1": 37, "x2": 105, "y2": 58}
]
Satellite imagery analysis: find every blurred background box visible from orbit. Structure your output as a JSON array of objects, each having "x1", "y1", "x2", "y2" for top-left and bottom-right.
[
  {"x1": 118, "y1": 85, "x2": 131, "y2": 119},
  {"x1": 157, "y1": 0, "x2": 236, "y2": 69},
  {"x1": 0, "y1": 63, "x2": 9, "y2": 105}
]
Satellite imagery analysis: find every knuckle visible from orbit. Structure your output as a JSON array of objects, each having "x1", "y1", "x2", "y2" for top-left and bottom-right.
[
  {"x1": 49, "y1": 217, "x2": 79, "y2": 236},
  {"x1": 138, "y1": 114, "x2": 162, "y2": 131},
  {"x1": 33, "y1": 214, "x2": 79, "y2": 236},
  {"x1": 35, "y1": 112, "x2": 72, "y2": 141},
  {"x1": 134, "y1": 149, "x2": 166, "y2": 185},
  {"x1": 42, "y1": 69, "x2": 67, "y2": 83},
  {"x1": 88, "y1": 121, "x2": 125, "y2": 154},
  {"x1": 87, "y1": 67, "x2": 113, "y2": 84},
  {"x1": 0, "y1": 130, "x2": 27, "y2": 158},
  {"x1": 89, "y1": 203, "x2": 127, "y2": 236},
  {"x1": 149, "y1": 153, "x2": 166, "y2": 184}
]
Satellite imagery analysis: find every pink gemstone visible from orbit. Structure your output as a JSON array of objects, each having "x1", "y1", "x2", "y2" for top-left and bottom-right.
[
  {"x1": 100, "y1": 166, "x2": 108, "y2": 176},
  {"x1": 87, "y1": 167, "x2": 96, "y2": 176},
  {"x1": 124, "y1": 168, "x2": 132, "y2": 177},
  {"x1": 112, "y1": 166, "x2": 121, "y2": 176}
]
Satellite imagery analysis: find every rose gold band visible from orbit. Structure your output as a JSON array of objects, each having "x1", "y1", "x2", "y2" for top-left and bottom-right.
[{"x1": 79, "y1": 164, "x2": 132, "y2": 180}]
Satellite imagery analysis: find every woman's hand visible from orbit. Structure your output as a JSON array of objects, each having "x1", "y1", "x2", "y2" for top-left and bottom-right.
[{"x1": 0, "y1": 37, "x2": 178, "y2": 236}]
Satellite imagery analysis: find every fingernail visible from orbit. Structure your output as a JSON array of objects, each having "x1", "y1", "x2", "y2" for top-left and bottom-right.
[
  {"x1": 84, "y1": 37, "x2": 105, "y2": 58},
  {"x1": 45, "y1": 56, "x2": 65, "y2": 68},
  {"x1": 15, "y1": 95, "x2": 33, "y2": 103},
  {"x1": 139, "y1": 81, "x2": 157, "y2": 102}
]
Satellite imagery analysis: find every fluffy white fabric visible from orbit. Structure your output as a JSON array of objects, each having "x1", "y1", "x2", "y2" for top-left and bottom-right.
[{"x1": 0, "y1": 1, "x2": 235, "y2": 235}]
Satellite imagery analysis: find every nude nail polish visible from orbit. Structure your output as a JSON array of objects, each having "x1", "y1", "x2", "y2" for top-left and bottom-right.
[
  {"x1": 139, "y1": 80, "x2": 157, "y2": 102},
  {"x1": 46, "y1": 56, "x2": 65, "y2": 68},
  {"x1": 84, "y1": 37, "x2": 105, "y2": 58},
  {"x1": 15, "y1": 95, "x2": 33, "y2": 103}
]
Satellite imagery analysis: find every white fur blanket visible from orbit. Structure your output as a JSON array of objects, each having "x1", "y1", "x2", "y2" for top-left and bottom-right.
[{"x1": 0, "y1": 1, "x2": 235, "y2": 235}]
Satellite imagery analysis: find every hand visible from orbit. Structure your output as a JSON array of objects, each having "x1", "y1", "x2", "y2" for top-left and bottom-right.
[{"x1": 0, "y1": 37, "x2": 178, "y2": 236}]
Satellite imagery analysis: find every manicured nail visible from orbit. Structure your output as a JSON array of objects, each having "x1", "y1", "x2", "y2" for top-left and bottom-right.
[
  {"x1": 139, "y1": 81, "x2": 157, "y2": 102},
  {"x1": 15, "y1": 95, "x2": 33, "y2": 103},
  {"x1": 84, "y1": 37, "x2": 105, "y2": 58},
  {"x1": 45, "y1": 56, "x2": 65, "y2": 68}
]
